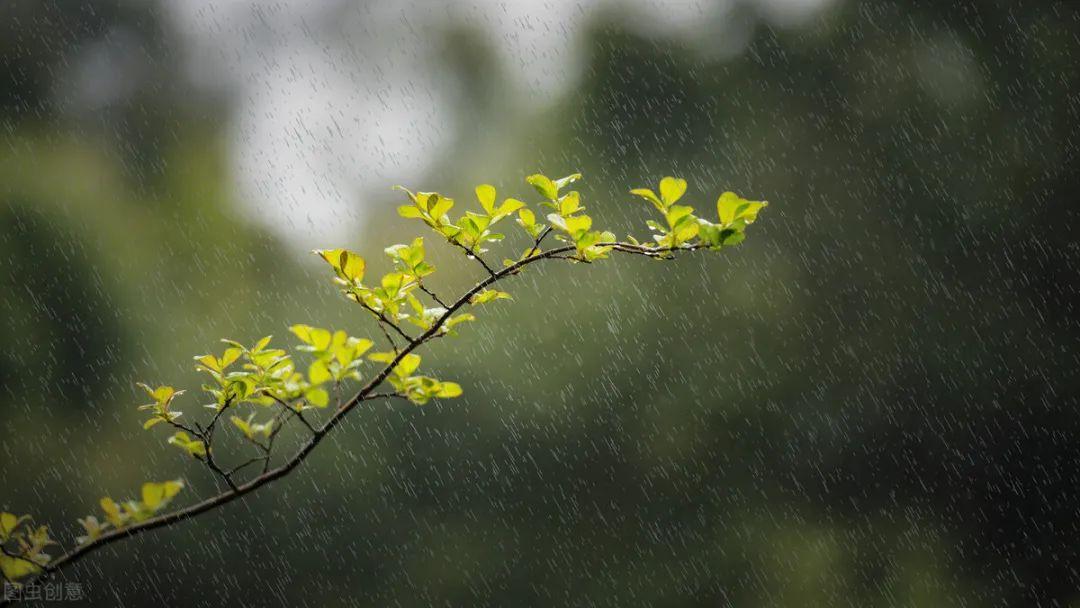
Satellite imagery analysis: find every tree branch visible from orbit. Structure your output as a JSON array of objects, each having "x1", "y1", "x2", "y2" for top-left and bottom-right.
[
  {"x1": 524, "y1": 225, "x2": 553, "y2": 259},
  {"x1": 1, "y1": 242, "x2": 701, "y2": 603},
  {"x1": 224, "y1": 456, "x2": 268, "y2": 478},
  {"x1": 358, "y1": 303, "x2": 413, "y2": 344},
  {"x1": 449, "y1": 239, "x2": 497, "y2": 277},
  {"x1": 268, "y1": 394, "x2": 316, "y2": 435},
  {"x1": 417, "y1": 282, "x2": 447, "y2": 308}
]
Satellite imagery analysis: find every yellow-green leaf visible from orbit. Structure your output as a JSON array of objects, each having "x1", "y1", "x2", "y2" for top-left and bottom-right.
[
  {"x1": 526, "y1": 174, "x2": 558, "y2": 200},
  {"x1": 194, "y1": 354, "x2": 221, "y2": 372},
  {"x1": 76, "y1": 515, "x2": 108, "y2": 544},
  {"x1": 716, "y1": 191, "x2": 768, "y2": 226},
  {"x1": 309, "y1": 359, "x2": 332, "y2": 385},
  {"x1": 475, "y1": 184, "x2": 497, "y2": 214},
  {"x1": 167, "y1": 432, "x2": 207, "y2": 458},
  {"x1": 396, "y1": 353, "x2": 421, "y2": 377},
  {"x1": 554, "y1": 173, "x2": 582, "y2": 190},
  {"x1": 436, "y1": 382, "x2": 463, "y2": 398},
  {"x1": 558, "y1": 191, "x2": 582, "y2": 217},
  {"x1": 141, "y1": 480, "x2": 184, "y2": 512},
  {"x1": 314, "y1": 248, "x2": 366, "y2": 282},
  {"x1": 494, "y1": 198, "x2": 526, "y2": 220},
  {"x1": 630, "y1": 188, "x2": 665, "y2": 212},
  {"x1": 305, "y1": 387, "x2": 330, "y2": 408},
  {"x1": 659, "y1": 177, "x2": 687, "y2": 206},
  {"x1": 99, "y1": 498, "x2": 125, "y2": 527},
  {"x1": 0, "y1": 512, "x2": 27, "y2": 541},
  {"x1": 220, "y1": 347, "x2": 242, "y2": 369},
  {"x1": 471, "y1": 289, "x2": 512, "y2": 305},
  {"x1": 0, "y1": 553, "x2": 40, "y2": 580}
]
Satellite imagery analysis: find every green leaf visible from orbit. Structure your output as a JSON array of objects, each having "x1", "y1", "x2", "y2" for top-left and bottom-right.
[
  {"x1": 659, "y1": 177, "x2": 688, "y2": 206},
  {"x1": 254, "y1": 336, "x2": 273, "y2": 352},
  {"x1": 231, "y1": 416, "x2": 254, "y2": 439},
  {"x1": 471, "y1": 289, "x2": 512, "y2": 305},
  {"x1": 220, "y1": 347, "x2": 242, "y2": 370},
  {"x1": 292, "y1": 324, "x2": 334, "y2": 351},
  {"x1": 666, "y1": 204, "x2": 694, "y2": 226},
  {"x1": 167, "y1": 432, "x2": 207, "y2": 458},
  {"x1": 429, "y1": 195, "x2": 454, "y2": 221},
  {"x1": 313, "y1": 248, "x2": 366, "y2": 283},
  {"x1": 305, "y1": 387, "x2": 330, "y2": 408},
  {"x1": 76, "y1": 515, "x2": 109, "y2": 545},
  {"x1": 436, "y1": 382, "x2": 463, "y2": 398},
  {"x1": 697, "y1": 219, "x2": 722, "y2": 247},
  {"x1": 311, "y1": 328, "x2": 333, "y2": 351},
  {"x1": 141, "y1": 480, "x2": 184, "y2": 512},
  {"x1": 630, "y1": 188, "x2": 665, "y2": 212},
  {"x1": 309, "y1": 359, "x2": 332, "y2": 385},
  {"x1": 558, "y1": 191, "x2": 582, "y2": 217},
  {"x1": 138, "y1": 383, "x2": 181, "y2": 407},
  {"x1": 721, "y1": 229, "x2": 746, "y2": 246},
  {"x1": 554, "y1": 173, "x2": 582, "y2": 190},
  {"x1": 443, "y1": 313, "x2": 476, "y2": 333},
  {"x1": 289, "y1": 324, "x2": 315, "y2": 344},
  {"x1": 493, "y1": 198, "x2": 525, "y2": 222},
  {"x1": 564, "y1": 215, "x2": 593, "y2": 235},
  {"x1": 546, "y1": 213, "x2": 567, "y2": 232},
  {"x1": 716, "y1": 191, "x2": 768, "y2": 227},
  {"x1": 367, "y1": 351, "x2": 396, "y2": 365},
  {"x1": 398, "y1": 205, "x2": 424, "y2": 219},
  {"x1": 0, "y1": 512, "x2": 27, "y2": 541},
  {"x1": 526, "y1": 174, "x2": 558, "y2": 200},
  {"x1": 673, "y1": 217, "x2": 700, "y2": 242},
  {"x1": 397, "y1": 353, "x2": 422, "y2": 376},
  {"x1": 99, "y1": 498, "x2": 125, "y2": 528},
  {"x1": 475, "y1": 184, "x2": 497, "y2": 214},
  {"x1": 0, "y1": 553, "x2": 40, "y2": 580},
  {"x1": 194, "y1": 354, "x2": 221, "y2": 373}
]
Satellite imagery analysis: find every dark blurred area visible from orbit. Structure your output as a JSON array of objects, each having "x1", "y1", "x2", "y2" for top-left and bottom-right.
[{"x1": 2, "y1": 0, "x2": 1079, "y2": 606}]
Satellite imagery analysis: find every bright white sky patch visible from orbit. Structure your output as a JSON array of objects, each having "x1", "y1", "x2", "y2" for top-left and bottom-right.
[{"x1": 164, "y1": 0, "x2": 834, "y2": 249}]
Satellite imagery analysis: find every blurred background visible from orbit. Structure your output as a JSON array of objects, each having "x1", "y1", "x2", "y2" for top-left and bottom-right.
[{"x1": 2, "y1": 0, "x2": 1079, "y2": 605}]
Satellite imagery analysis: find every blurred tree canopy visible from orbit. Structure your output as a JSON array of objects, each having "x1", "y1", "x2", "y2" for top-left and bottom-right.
[{"x1": 2, "y1": 0, "x2": 1079, "y2": 606}]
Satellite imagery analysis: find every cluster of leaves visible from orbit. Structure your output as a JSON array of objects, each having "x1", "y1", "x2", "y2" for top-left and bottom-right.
[
  {"x1": 313, "y1": 239, "x2": 477, "y2": 337},
  {"x1": 630, "y1": 177, "x2": 767, "y2": 251},
  {"x1": 131, "y1": 331, "x2": 385, "y2": 478},
  {"x1": 368, "y1": 352, "x2": 462, "y2": 405},
  {"x1": 289, "y1": 324, "x2": 373, "y2": 400},
  {"x1": 0, "y1": 513, "x2": 55, "y2": 583},
  {"x1": 1, "y1": 171, "x2": 767, "y2": 590},
  {"x1": 70, "y1": 480, "x2": 185, "y2": 550},
  {"x1": 137, "y1": 384, "x2": 184, "y2": 430},
  {"x1": 396, "y1": 185, "x2": 525, "y2": 256},
  {"x1": 525, "y1": 173, "x2": 619, "y2": 262}
]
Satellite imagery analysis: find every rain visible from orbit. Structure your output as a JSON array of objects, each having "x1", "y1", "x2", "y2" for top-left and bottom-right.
[{"x1": 1, "y1": 0, "x2": 1078, "y2": 606}]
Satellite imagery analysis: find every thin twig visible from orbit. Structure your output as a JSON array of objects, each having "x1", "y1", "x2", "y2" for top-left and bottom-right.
[
  {"x1": 224, "y1": 456, "x2": 268, "y2": 478},
  {"x1": 449, "y1": 239, "x2": 497, "y2": 277},
  {"x1": 202, "y1": 453, "x2": 239, "y2": 493},
  {"x1": 418, "y1": 282, "x2": 447, "y2": 308},
  {"x1": 162, "y1": 417, "x2": 201, "y2": 440},
  {"x1": 363, "y1": 392, "x2": 406, "y2": 401},
  {"x1": 524, "y1": 225, "x2": 553, "y2": 259},
  {"x1": 268, "y1": 394, "x2": 316, "y2": 435},
  {"x1": 359, "y1": 302, "x2": 412, "y2": 343}
]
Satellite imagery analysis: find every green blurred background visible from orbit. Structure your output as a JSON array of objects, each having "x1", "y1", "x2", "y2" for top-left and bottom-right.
[{"x1": 2, "y1": 0, "x2": 1079, "y2": 605}]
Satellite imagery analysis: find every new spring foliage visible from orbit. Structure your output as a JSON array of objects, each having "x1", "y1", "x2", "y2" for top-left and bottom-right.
[{"x1": 0, "y1": 173, "x2": 766, "y2": 587}]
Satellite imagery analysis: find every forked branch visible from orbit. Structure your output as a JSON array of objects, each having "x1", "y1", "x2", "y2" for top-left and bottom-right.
[{"x1": 0, "y1": 173, "x2": 767, "y2": 603}]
